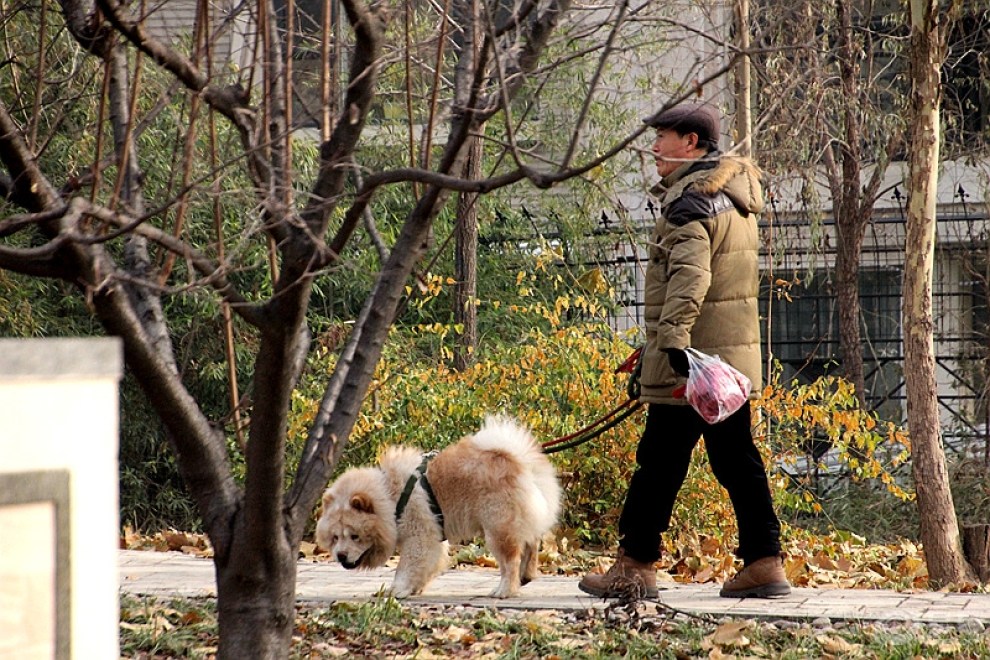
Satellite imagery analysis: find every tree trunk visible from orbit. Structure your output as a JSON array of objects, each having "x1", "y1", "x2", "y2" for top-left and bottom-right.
[
  {"x1": 732, "y1": 0, "x2": 752, "y2": 158},
  {"x1": 451, "y1": 0, "x2": 481, "y2": 372},
  {"x1": 904, "y1": 0, "x2": 974, "y2": 587},
  {"x1": 215, "y1": 532, "x2": 297, "y2": 659},
  {"x1": 833, "y1": 0, "x2": 867, "y2": 404},
  {"x1": 835, "y1": 224, "x2": 866, "y2": 401},
  {"x1": 453, "y1": 130, "x2": 481, "y2": 371},
  {"x1": 962, "y1": 524, "x2": 990, "y2": 582}
]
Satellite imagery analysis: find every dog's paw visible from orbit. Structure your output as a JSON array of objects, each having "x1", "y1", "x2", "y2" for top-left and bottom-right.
[
  {"x1": 488, "y1": 586, "x2": 518, "y2": 599},
  {"x1": 391, "y1": 581, "x2": 423, "y2": 599}
]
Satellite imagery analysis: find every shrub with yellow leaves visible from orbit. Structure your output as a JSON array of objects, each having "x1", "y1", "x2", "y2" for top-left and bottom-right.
[
  {"x1": 757, "y1": 367, "x2": 914, "y2": 508},
  {"x1": 288, "y1": 297, "x2": 914, "y2": 566}
]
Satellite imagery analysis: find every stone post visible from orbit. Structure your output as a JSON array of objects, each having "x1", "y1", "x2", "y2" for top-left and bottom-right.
[{"x1": 0, "y1": 338, "x2": 122, "y2": 659}]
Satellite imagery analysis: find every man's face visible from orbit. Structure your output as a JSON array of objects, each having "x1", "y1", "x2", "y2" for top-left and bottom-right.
[{"x1": 651, "y1": 128, "x2": 697, "y2": 178}]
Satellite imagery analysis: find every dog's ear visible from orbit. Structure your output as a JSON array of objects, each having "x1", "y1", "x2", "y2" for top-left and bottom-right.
[
  {"x1": 320, "y1": 489, "x2": 334, "y2": 512},
  {"x1": 349, "y1": 493, "x2": 375, "y2": 513}
]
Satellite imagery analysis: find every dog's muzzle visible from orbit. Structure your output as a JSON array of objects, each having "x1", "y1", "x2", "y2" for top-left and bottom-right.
[{"x1": 338, "y1": 548, "x2": 368, "y2": 569}]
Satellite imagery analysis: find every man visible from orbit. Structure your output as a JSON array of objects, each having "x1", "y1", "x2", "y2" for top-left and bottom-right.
[{"x1": 578, "y1": 101, "x2": 790, "y2": 599}]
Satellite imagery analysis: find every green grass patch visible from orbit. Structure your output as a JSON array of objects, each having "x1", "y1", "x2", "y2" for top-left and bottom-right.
[{"x1": 120, "y1": 593, "x2": 990, "y2": 658}]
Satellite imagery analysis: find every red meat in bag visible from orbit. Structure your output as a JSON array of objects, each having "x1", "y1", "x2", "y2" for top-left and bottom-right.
[{"x1": 683, "y1": 348, "x2": 751, "y2": 424}]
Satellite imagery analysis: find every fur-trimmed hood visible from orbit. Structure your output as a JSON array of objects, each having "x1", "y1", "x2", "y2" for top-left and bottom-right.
[
  {"x1": 655, "y1": 154, "x2": 765, "y2": 216},
  {"x1": 686, "y1": 156, "x2": 764, "y2": 216}
]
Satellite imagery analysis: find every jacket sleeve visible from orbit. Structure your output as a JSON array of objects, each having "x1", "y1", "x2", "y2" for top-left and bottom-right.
[{"x1": 656, "y1": 219, "x2": 712, "y2": 350}]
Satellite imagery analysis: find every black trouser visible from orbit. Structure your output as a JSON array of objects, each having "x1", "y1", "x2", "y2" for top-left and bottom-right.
[{"x1": 618, "y1": 402, "x2": 781, "y2": 565}]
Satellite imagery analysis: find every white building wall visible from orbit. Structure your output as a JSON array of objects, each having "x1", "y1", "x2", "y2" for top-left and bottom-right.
[
  {"x1": 140, "y1": 0, "x2": 256, "y2": 73},
  {"x1": 0, "y1": 338, "x2": 122, "y2": 660}
]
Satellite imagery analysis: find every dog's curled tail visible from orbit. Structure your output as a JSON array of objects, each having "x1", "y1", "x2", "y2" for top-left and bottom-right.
[
  {"x1": 470, "y1": 414, "x2": 537, "y2": 450},
  {"x1": 473, "y1": 415, "x2": 562, "y2": 533}
]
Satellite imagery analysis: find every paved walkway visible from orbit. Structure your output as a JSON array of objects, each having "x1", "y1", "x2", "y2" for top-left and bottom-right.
[{"x1": 119, "y1": 550, "x2": 990, "y2": 626}]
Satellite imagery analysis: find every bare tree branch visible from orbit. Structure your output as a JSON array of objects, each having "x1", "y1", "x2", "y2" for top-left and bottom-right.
[
  {"x1": 301, "y1": 0, "x2": 386, "y2": 237},
  {"x1": 350, "y1": 160, "x2": 390, "y2": 263},
  {"x1": 88, "y1": 262, "x2": 243, "y2": 556},
  {"x1": 78, "y1": 201, "x2": 267, "y2": 326},
  {"x1": 57, "y1": 0, "x2": 113, "y2": 57},
  {"x1": 559, "y1": 0, "x2": 629, "y2": 169},
  {"x1": 0, "y1": 102, "x2": 63, "y2": 211},
  {"x1": 0, "y1": 234, "x2": 72, "y2": 276},
  {"x1": 0, "y1": 207, "x2": 67, "y2": 238},
  {"x1": 493, "y1": 0, "x2": 538, "y2": 36},
  {"x1": 91, "y1": 0, "x2": 270, "y2": 188}
]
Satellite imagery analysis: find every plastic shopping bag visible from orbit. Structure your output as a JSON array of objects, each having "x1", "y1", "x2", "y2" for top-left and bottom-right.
[{"x1": 683, "y1": 348, "x2": 752, "y2": 424}]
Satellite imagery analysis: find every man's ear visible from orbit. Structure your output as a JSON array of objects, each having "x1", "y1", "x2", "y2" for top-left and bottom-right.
[{"x1": 685, "y1": 131, "x2": 700, "y2": 150}]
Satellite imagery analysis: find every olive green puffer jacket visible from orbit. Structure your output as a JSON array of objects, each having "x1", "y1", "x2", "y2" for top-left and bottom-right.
[{"x1": 638, "y1": 154, "x2": 764, "y2": 405}]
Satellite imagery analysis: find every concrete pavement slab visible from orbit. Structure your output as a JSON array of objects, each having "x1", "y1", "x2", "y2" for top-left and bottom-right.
[{"x1": 119, "y1": 550, "x2": 990, "y2": 627}]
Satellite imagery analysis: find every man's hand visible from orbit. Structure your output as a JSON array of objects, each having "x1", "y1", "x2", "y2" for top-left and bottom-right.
[{"x1": 663, "y1": 348, "x2": 689, "y2": 377}]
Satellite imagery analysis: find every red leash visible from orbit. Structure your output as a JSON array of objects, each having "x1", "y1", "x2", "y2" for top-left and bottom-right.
[
  {"x1": 540, "y1": 398, "x2": 643, "y2": 454},
  {"x1": 540, "y1": 398, "x2": 639, "y2": 450},
  {"x1": 539, "y1": 347, "x2": 645, "y2": 454}
]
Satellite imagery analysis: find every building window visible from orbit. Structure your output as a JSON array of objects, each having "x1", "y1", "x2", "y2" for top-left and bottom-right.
[
  {"x1": 761, "y1": 268, "x2": 902, "y2": 414},
  {"x1": 943, "y1": 8, "x2": 990, "y2": 151}
]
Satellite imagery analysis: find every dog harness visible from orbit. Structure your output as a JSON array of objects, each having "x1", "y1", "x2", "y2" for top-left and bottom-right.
[{"x1": 394, "y1": 454, "x2": 446, "y2": 540}]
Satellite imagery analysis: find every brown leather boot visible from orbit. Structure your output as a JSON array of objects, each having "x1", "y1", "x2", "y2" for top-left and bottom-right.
[
  {"x1": 578, "y1": 548, "x2": 658, "y2": 599},
  {"x1": 719, "y1": 554, "x2": 791, "y2": 598}
]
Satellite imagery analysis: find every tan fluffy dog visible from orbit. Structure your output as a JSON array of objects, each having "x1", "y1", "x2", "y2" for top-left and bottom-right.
[{"x1": 315, "y1": 416, "x2": 561, "y2": 598}]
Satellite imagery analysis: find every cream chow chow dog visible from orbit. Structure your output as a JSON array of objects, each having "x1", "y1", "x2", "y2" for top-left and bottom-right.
[{"x1": 315, "y1": 416, "x2": 561, "y2": 598}]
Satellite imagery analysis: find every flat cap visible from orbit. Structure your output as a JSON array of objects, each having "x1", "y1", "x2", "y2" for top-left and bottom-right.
[{"x1": 644, "y1": 102, "x2": 721, "y2": 146}]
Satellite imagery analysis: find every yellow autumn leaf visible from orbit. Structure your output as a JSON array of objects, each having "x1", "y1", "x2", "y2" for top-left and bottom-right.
[
  {"x1": 311, "y1": 644, "x2": 351, "y2": 657},
  {"x1": 897, "y1": 555, "x2": 928, "y2": 578},
  {"x1": 706, "y1": 649, "x2": 734, "y2": 659},
  {"x1": 812, "y1": 552, "x2": 838, "y2": 571},
  {"x1": 709, "y1": 621, "x2": 752, "y2": 647},
  {"x1": 576, "y1": 267, "x2": 608, "y2": 294},
  {"x1": 298, "y1": 541, "x2": 320, "y2": 557},
  {"x1": 816, "y1": 634, "x2": 861, "y2": 654},
  {"x1": 433, "y1": 625, "x2": 473, "y2": 643},
  {"x1": 701, "y1": 536, "x2": 723, "y2": 555}
]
